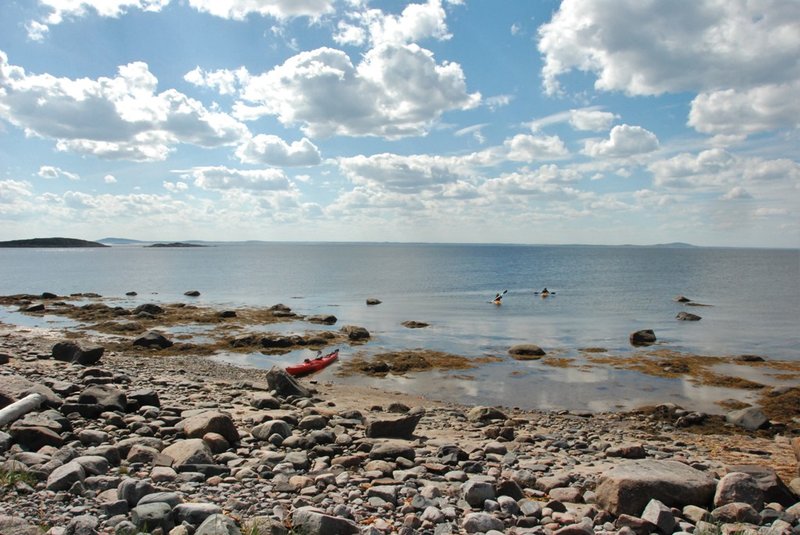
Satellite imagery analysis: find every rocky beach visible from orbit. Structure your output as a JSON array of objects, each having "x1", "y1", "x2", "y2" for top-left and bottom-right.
[{"x1": 1, "y1": 292, "x2": 799, "y2": 535}]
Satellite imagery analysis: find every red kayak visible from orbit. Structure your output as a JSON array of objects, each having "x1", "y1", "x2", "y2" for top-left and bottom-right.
[{"x1": 286, "y1": 349, "x2": 339, "y2": 377}]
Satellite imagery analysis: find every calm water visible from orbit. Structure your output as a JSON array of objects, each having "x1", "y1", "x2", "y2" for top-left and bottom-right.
[{"x1": 1, "y1": 243, "x2": 798, "y2": 412}]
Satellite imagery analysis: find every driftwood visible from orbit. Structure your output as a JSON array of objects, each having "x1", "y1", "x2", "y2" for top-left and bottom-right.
[{"x1": 0, "y1": 393, "x2": 45, "y2": 428}]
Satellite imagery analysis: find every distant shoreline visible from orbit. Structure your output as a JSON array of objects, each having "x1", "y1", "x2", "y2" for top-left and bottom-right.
[{"x1": 0, "y1": 237, "x2": 107, "y2": 248}]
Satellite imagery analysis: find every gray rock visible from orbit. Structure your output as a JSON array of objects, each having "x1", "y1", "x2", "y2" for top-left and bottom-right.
[
  {"x1": 629, "y1": 329, "x2": 657, "y2": 346},
  {"x1": 462, "y1": 512, "x2": 504, "y2": 533},
  {"x1": 365, "y1": 412, "x2": 423, "y2": 439},
  {"x1": 508, "y1": 344, "x2": 546, "y2": 359},
  {"x1": 162, "y1": 438, "x2": 214, "y2": 467},
  {"x1": 46, "y1": 460, "x2": 86, "y2": 491},
  {"x1": 184, "y1": 290, "x2": 201, "y2": 297},
  {"x1": 172, "y1": 503, "x2": 223, "y2": 527},
  {"x1": 726, "y1": 407, "x2": 768, "y2": 431},
  {"x1": 595, "y1": 460, "x2": 717, "y2": 516},
  {"x1": 137, "y1": 491, "x2": 183, "y2": 508},
  {"x1": 133, "y1": 331, "x2": 173, "y2": 349},
  {"x1": 369, "y1": 443, "x2": 415, "y2": 461},
  {"x1": 265, "y1": 367, "x2": 312, "y2": 398},
  {"x1": 131, "y1": 502, "x2": 174, "y2": 532},
  {"x1": 9, "y1": 424, "x2": 64, "y2": 450},
  {"x1": 606, "y1": 443, "x2": 647, "y2": 459},
  {"x1": 0, "y1": 375, "x2": 63, "y2": 408},
  {"x1": 724, "y1": 464, "x2": 797, "y2": 507},
  {"x1": 641, "y1": 499, "x2": 676, "y2": 534},
  {"x1": 132, "y1": 304, "x2": 164, "y2": 315},
  {"x1": 182, "y1": 410, "x2": 239, "y2": 445},
  {"x1": 307, "y1": 314, "x2": 337, "y2": 325},
  {"x1": 251, "y1": 420, "x2": 292, "y2": 441},
  {"x1": 73, "y1": 455, "x2": 110, "y2": 476},
  {"x1": 117, "y1": 478, "x2": 157, "y2": 507},
  {"x1": 64, "y1": 514, "x2": 99, "y2": 535},
  {"x1": 714, "y1": 472, "x2": 764, "y2": 509},
  {"x1": 78, "y1": 384, "x2": 127, "y2": 412},
  {"x1": 250, "y1": 393, "x2": 280, "y2": 409},
  {"x1": 676, "y1": 312, "x2": 702, "y2": 321},
  {"x1": 291, "y1": 506, "x2": 360, "y2": 535},
  {"x1": 462, "y1": 480, "x2": 496, "y2": 508},
  {"x1": 127, "y1": 388, "x2": 160, "y2": 408},
  {"x1": 0, "y1": 515, "x2": 40, "y2": 535},
  {"x1": 710, "y1": 502, "x2": 761, "y2": 524},
  {"x1": 467, "y1": 406, "x2": 507, "y2": 422},
  {"x1": 340, "y1": 325, "x2": 370, "y2": 341},
  {"x1": 366, "y1": 298, "x2": 382, "y2": 305},
  {"x1": 195, "y1": 514, "x2": 241, "y2": 535}
]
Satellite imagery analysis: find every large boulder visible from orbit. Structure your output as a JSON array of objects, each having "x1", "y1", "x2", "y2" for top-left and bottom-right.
[
  {"x1": 132, "y1": 303, "x2": 164, "y2": 315},
  {"x1": 133, "y1": 331, "x2": 173, "y2": 349},
  {"x1": 467, "y1": 406, "x2": 508, "y2": 422},
  {"x1": 265, "y1": 367, "x2": 312, "y2": 398},
  {"x1": 595, "y1": 460, "x2": 717, "y2": 516},
  {"x1": 161, "y1": 438, "x2": 214, "y2": 467},
  {"x1": 509, "y1": 344, "x2": 546, "y2": 359},
  {"x1": 365, "y1": 412, "x2": 423, "y2": 439},
  {"x1": 724, "y1": 465, "x2": 797, "y2": 507},
  {"x1": 46, "y1": 460, "x2": 86, "y2": 491},
  {"x1": 51, "y1": 341, "x2": 104, "y2": 366},
  {"x1": 629, "y1": 330, "x2": 657, "y2": 346},
  {"x1": 182, "y1": 410, "x2": 239, "y2": 445},
  {"x1": 714, "y1": 472, "x2": 764, "y2": 509},
  {"x1": 340, "y1": 325, "x2": 370, "y2": 341},
  {"x1": 726, "y1": 407, "x2": 768, "y2": 431},
  {"x1": 78, "y1": 384, "x2": 127, "y2": 412},
  {"x1": 291, "y1": 507, "x2": 359, "y2": 535}
]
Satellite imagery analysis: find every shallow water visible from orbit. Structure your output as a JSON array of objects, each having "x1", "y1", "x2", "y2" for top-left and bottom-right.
[{"x1": 2, "y1": 243, "x2": 798, "y2": 412}]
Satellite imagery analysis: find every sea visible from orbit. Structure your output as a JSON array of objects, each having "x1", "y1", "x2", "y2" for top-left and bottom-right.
[{"x1": 1, "y1": 242, "x2": 798, "y2": 413}]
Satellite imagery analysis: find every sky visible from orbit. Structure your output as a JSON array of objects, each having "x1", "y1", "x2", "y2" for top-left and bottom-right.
[{"x1": 0, "y1": 0, "x2": 798, "y2": 247}]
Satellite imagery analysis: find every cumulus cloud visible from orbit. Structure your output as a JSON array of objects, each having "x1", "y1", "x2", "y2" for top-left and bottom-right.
[
  {"x1": 0, "y1": 179, "x2": 33, "y2": 203},
  {"x1": 37, "y1": 166, "x2": 80, "y2": 181},
  {"x1": 583, "y1": 125, "x2": 659, "y2": 158},
  {"x1": 569, "y1": 109, "x2": 618, "y2": 132},
  {"x1": 0, "y1": 51, "x2": 249, "y2": 161},
  {"x1": 29, "y1": 0, "x2": 170, "y2": 39},
  {"x1": 505, "y1": 134, "x2": 568, "y2": 162},
  {"x1": 187, "y1": 0, "x2": 334, "y2": 21},
  {"x1": 191, "y1": 44, "x2": 479, "y2": 138},
  {"x1": 538, "y1": 0, "x2": 800, "y2": 97},
  {"x1": 338, "y1": 153, "x2": 476, "y2": 193},
  {"x1": 721, "y1": 186, "x2": 752, "y2": 200},
  {"x1": 163, "y1": 180, "x2": 188, "y2": 193},
  {"x1": 336, "y1": 0, "x2": 453, "y2": 48},
  {"x1": 235, "y1": 135, "x2": 321, "y2": 166},
  {"x1": 178, "y1": 166, "x2": 290, "y2": 191},
  {"x1": 689, "y1": 81, "x2": 800, "y2": 137},
  {"x1": 649, "y1": 149, "x2": 800, "y2": 189},
  {"x1": 104, "y1": 174, "x2": 117, "y2": 184}
]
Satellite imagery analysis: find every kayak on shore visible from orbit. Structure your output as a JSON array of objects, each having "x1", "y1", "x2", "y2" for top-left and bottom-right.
[{"x1": 286, "y1": 348, "x2": 339, "y2": 376}]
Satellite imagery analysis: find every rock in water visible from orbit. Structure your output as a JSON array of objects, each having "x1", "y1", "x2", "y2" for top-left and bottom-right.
[
  {"x1": 595, "y1": 459, "x2": 716, "y2": 516},
  {"x1": 509, "y1": 344, "x2": 546, "y2": 359},
  {"x1": 629, "y1": 329, "x2": 657, "y2": 346},
  {"x1": 676, "y1": 312, "x2": 702, "y2": 321}
]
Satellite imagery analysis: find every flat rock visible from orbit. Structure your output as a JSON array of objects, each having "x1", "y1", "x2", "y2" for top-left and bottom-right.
[
  {"x1": 595, "y1": 460, "x2": 716, "y2": 516},
  {"x1": 365, "y1": 412, "x2": 423, "y2": 439}
]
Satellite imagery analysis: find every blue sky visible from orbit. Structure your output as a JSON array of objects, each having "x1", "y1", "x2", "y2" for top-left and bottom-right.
[{"x1": 0, "y1": 0, "x2": 798, "y2": 247}]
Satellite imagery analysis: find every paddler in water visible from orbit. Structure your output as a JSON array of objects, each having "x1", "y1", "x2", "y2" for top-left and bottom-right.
[
  {"x1": 492, "y1": 290, "x2": 507, "y2": 305},
  {"x1": 540, "y1": 287, "x2": 550, "y2": 297}
]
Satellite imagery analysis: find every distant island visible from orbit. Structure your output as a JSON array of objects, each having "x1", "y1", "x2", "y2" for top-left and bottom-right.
[
  {"x1": 0, "y1": 237, "x2": 108, "y2": 248},
  {"x1": 147, "y1": 242, "x2": 206, "y2": 248}
]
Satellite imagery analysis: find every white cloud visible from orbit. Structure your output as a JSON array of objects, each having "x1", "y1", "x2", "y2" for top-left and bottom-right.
[
  {"x1": 30, "y1": 0, "x2": 170, "y2": 39},
  {"x1": 184, "y1": 66, "x2": 249, "y2": 96},
  {"x1": 454, "y1": 124, "x2": 488, "y2": 144},
  {"x1": 0, "y1": 51, "x2": 249, "y2": 161},
  {"x1": 205, "y1": 45, "x2": 479, "y2": 138},
  {"x1": 187, "y1": 0, "x2": 334, "y2": 21},
  {"x1": 235, "y1": 135, "x2": 321, "y2": 166},
  {"x1": 688, "y1": 81, "x2": 800, "y2": 137},
  {"x1": 37, "y1": 165, "x2": 80, "y2": 181},
  {"x1": 341, "y1": 0, "x2": 453, "y2": 48},
  {"x1": 649, "y1": 149, "x2": 800, "y2": 190},
  {"x1": 569, "y1": 109, "x2": 618, "y2": 132},
  {"x1": 104, "y1": 174, "x2": 117, "y2": 184},
  {"x1": 505, "y1": 134, "x2": 568, "y2": 162},
  {"x1": 485, "y1": 94, "x2": 512, "y2": 111},
  {"x1": 163, "y1": 180, "x2": 188, "y2": 193},
  {"x1": 338, "y1": 153, "x2": 476, "y2": 193},
  {"x1": 538, "y1": 0, "x2": 800, "y2": 97},
  {"x1": 721, "y1": 186, "x2": 752, "y2": 200},
  {"x1": 0, "y1": 179, "x2": 33, "y2": 203},
  {"x1": 178, "y1": 166, "x2": 290, "y2": 191},
  {"x1": 583, "y1": 125, "x2": 659, "y2": 158}
]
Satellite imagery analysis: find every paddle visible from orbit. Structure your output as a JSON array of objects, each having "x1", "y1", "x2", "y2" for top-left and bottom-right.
[{"x1": 491, "y1": 289, "x2": 507, "y2": 303}]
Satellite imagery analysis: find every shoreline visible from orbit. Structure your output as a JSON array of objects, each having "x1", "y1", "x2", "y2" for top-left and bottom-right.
[{"x1": 1, "y1": 320, "x2": 799, "y2": 533}]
